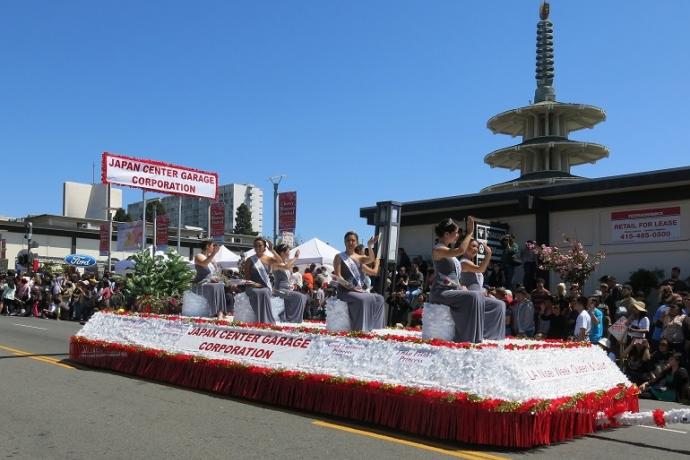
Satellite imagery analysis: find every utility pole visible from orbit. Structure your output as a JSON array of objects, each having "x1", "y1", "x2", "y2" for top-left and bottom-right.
[{"x1": 268, "y1": 175, "x2": 286, "y2": 245}]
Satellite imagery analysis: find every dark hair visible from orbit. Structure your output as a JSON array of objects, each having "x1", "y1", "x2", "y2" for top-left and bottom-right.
[
  {"x1": 253, "y1": 237, "x2": 267, "y2": 247},
  {"x1": 575, "y1": 295, "x2": 588, "y2": 307},
  {"x1": 274, "y1": 243, "x2": 290, "y2": 254},
  {"x1": 536, "y1": 278, "x2": 545, "y2": 285},
  {"x1": 201, "y1": 240, "x2": 214, "y2": 251},
  {"x1": 434, "y1": 218, "x2": 458, "y2": 238},
  {"x1": 344, "y1": 231, "x2": 359, "y2": 242}
]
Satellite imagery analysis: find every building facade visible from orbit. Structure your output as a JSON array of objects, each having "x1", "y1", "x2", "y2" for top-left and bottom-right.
[
  {"x1": 127, "y1": 183, "x2": 263, "y2": 235},
  {"x1": 360, "y1": 3, "x2": 690, "y2": 294}
]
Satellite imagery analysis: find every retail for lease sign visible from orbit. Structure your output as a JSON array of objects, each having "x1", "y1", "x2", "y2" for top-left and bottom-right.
[{"x1": 610, "y1": 207, "x2": 681, "y2": 243}]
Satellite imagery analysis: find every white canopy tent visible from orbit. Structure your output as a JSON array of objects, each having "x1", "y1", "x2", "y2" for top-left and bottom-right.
[
  {"x1": 212, "y1": 245, "x2": 241, "y2": 269},
  {"x1": 289, "y1": 238, "x2": 340, "y2": 266}
]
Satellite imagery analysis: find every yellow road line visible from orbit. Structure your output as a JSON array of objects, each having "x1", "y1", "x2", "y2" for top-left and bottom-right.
[
  {"x1": 312, "y1": 420, "x2": 510, "y2": 460},
  {"x1": 0, "y1": 345, "x2": 75, "y2": 370}
]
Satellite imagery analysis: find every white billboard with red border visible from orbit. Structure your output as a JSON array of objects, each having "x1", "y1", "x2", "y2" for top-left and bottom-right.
[
  {"x1": 610, "y1": 207, "x2": 681, "y2": 244},
  {"x1": 102, "y1": 152, "x2": 218, "y2": 199}
]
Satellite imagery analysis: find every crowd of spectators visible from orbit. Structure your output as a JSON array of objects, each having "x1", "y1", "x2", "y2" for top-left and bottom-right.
[{"x1": 0, "y1": 267, "x2": 126, "y2": 324}]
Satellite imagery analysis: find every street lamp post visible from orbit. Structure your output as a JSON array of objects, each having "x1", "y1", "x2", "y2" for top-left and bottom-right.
[
  {"x1": 268, "y1": 175, "x2": 286, "y2": 245},
  {"x1": 375, "y1": 201, "x2": 402, "y2": 325}
]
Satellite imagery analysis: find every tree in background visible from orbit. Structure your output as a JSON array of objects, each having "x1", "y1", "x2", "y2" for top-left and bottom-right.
[
  {"x1": 113, "y1": 208, "x2": 131, "y2": 222},
  {"x1": 234, "y1": 203, "x2": 257, "y2": 235},
  {"x1": 145, "y1": 201, "x2": 166, "y2": 222},
  {"x1": 531, "y1": 236, "x2": 605, "y2": 288}
]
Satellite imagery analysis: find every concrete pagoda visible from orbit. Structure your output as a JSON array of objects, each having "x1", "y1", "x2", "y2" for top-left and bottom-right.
[{"x1": 482, "y1": 1, "x2": 609, "y2": 192}]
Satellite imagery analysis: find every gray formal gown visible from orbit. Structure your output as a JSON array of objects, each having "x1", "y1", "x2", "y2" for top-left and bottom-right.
[
  {"x1": 336, "y1": 258, "x2": 385, "y2": 332},
  {"x1": 247, "y1": 262, "x2": 276, "y2": 324},
  {"x1": 429, "y1": 249, "x2": 485, "y2": 343},
  {"x1": 274, "y1": 269, "x2": 307, "y2": 323},
  {"x1": 460, "y1": 258, "x2": 506, "y2": 340},
  {"x1": 191, "y1": 264, "x2": 227, "y2": 317}
]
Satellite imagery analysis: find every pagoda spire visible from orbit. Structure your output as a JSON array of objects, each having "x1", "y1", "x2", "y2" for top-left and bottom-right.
[{"x1": 535, "y1": 1, "x2": 555, "y2": 103}]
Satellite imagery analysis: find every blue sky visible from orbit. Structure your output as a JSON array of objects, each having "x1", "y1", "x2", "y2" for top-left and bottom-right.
[{"x1": 1, "y1": 1, "x2": 689, "y2": 248}]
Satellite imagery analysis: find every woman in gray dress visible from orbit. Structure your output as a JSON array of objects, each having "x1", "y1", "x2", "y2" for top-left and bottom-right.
[
  {"x1": 192, "y1": 241, "x2": 227, "y2": 319},
  {"x1": 243, "y1": 237, "x2": 278, "y2": 324},
  {"x1": 333, "y1": 232, "x2": 385, "y2": 331},
  {"x1": 271, "y1": 244, "x2": 308, "y2": 323},
  {"x1": 460, "y1": 239, "x2": 506, "y2": 340},
  {"x1": 430, "y1": 217, "x2": 487, "y2": 343}
]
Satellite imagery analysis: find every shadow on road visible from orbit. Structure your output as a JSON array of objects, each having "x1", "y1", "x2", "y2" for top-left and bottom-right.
[
  {"x1": 0, "y1": 353, "x2": 69, "y2": 360},
  {"x1": 587, "y1": 434, "x2": 690, "y2": 456}
]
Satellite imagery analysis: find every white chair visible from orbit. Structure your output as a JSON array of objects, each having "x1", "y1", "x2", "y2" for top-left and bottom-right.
[
  {"x1": 233, "y1": 292, "x2": 255, "y2": 323},
  {"x1": 421, "y1": 303, "x2": 455, "y2": 341},
  {"x1": 325, "y1": 297, "x2": 351, "y2": 331},
  {"x1": 181, "y1": 290, "x2": 211, "y2": 317},
  {"x1": 232, "y1": 293, "x2": 285, "y2": 323}
]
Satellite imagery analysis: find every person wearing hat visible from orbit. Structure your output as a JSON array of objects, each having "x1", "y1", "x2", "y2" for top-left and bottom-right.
[
  {"x1": 615, "y1": 284, "x2": 635, "y2": 321},
  {"x1": 626, "y1": 299, "x2": 650, "y2": 344}
]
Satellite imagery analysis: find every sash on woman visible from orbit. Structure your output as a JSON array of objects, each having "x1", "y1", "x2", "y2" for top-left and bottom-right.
[
  {"x1": 251, "y1": 255, "x2": 272, "y2": 290},
  {"x1": 339, "y1": 252, "x2": 363, "y2": 288}
]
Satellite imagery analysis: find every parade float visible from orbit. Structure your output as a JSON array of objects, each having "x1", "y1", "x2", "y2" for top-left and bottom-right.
[{"x1": 70, "y1": 310, "x2": 640, "y2": 448}]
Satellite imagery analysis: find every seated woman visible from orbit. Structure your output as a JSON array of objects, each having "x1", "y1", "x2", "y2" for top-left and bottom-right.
[
  {"x1": 333, "y1": 232, "x2": 385, "y2": 331},
  {"x1": 271, "y1": 244, "x2": 308, "y2": 323},
  {"x1": 192, "y1": 241, "x2": 227, "y2": 319},
  {"x1": 460, "y1": 239, "x2": 506, "y2": 340},
  {"x1": 243, "y1": 237, "x2": 279, "y2": 324},
  {"x1": 430, "y1": 217, "x2": 487, "y2": 343},
  {"x1": 622, "y1": 338, "x2": 653, "y2": 386},
  {"x1": 640, "y1": 353, "x2": 690, "y2": 403}
]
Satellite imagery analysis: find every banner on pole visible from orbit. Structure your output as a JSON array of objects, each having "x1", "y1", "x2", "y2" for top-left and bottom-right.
[
  {"x1": 281, "y1": 231, "x2": 294, "y2": 247},
  {"x1": 210, "y1": 202, "x2": 225, "y2": 243},
  {"x1": 279, "y1": 191, "x2": 297, "y2": 233},
  {"x1": 117, "y1": 220, "x2": 144, "y2": 252},
  {"x1": 102, "y1": 152, "x2": 218, "y2": 199},
  {"x1": 99, "y1": 224, "x2": 110, "y2": 256},
  {"x1": 156, "y1": 215, "x2": 170, "y2": 251}
]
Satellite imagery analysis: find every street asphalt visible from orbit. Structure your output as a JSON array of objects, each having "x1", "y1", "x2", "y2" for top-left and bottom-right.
[{"x1": 1, "y1": 315, "x2": 688, "y2": 460}]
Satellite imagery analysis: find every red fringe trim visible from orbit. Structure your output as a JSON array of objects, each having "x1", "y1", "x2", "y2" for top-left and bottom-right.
[{"x1": 69, "y1": 338, "x2": 639, "y2": 448}]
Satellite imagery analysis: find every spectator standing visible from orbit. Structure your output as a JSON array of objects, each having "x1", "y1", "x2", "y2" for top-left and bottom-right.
[
  {"x1": 661, "y1": 301, "x2": 686, "y2": 353},
  {"x1": 289, "y1": 267, "x2": 303, "y2": 289},
  {"x1": 521, "y1": 241, "x2": 538, "y2": 292},
  {"x1": 302, "y1": 268, "x2": 314, "y2": 291},
  {"x1": 546, "y1": 301, "x2": 569, "y2": 340},
  {"x1": 615, "y1": 284, "x2": 635, "y2": 321},
  {"x1": 588, "y1": 295, "x2": 604, "y2": 344},
  {"x1": 513, "y1": 288, "x2": 535, "y2": 337},
  {"x1": 626, "y1": 300, "x2": 650, "y2": 344},
  {"x1": 662, "y1": 267, "x2": 688, "y2": 293},
  {"x1": 530, "y1": 278, "x2": 551, "y2": 310},
  {"x1": 573, "y1": 296, "x2": 592, "y2": 341},
  {"x1": 500, "y1": 235, "x2": 520, "y2": 290}
]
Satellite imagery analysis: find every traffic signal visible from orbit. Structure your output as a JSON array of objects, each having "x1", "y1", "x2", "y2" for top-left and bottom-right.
[{"x1": 24, "y1": 222, "x2": 32, "y2": 240}]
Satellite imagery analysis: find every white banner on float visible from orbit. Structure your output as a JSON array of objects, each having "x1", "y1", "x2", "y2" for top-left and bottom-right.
[
  {"x1": 102, "y1": 152, "x2": 218, "y2": 199},
  {"x1": 610, "y1": 207, "x2": 681, "y2": 244},
  {"x1": 176, "y1": 325, "x2": 312, "y2": 365}
]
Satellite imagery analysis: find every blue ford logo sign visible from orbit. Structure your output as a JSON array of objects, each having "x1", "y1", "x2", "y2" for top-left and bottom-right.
[{"x1": 64, "y1": 254, "x2": 97, "y2": 267}]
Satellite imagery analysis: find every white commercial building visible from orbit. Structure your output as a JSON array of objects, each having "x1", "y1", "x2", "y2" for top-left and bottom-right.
[{"x1": 127, "y1": 183, "x2": 263, "y2": 235}]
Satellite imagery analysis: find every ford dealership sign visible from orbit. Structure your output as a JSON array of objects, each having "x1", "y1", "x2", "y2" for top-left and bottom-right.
[{"x1": 64, "y1": 254, "x2": 97, "y2": 267}]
